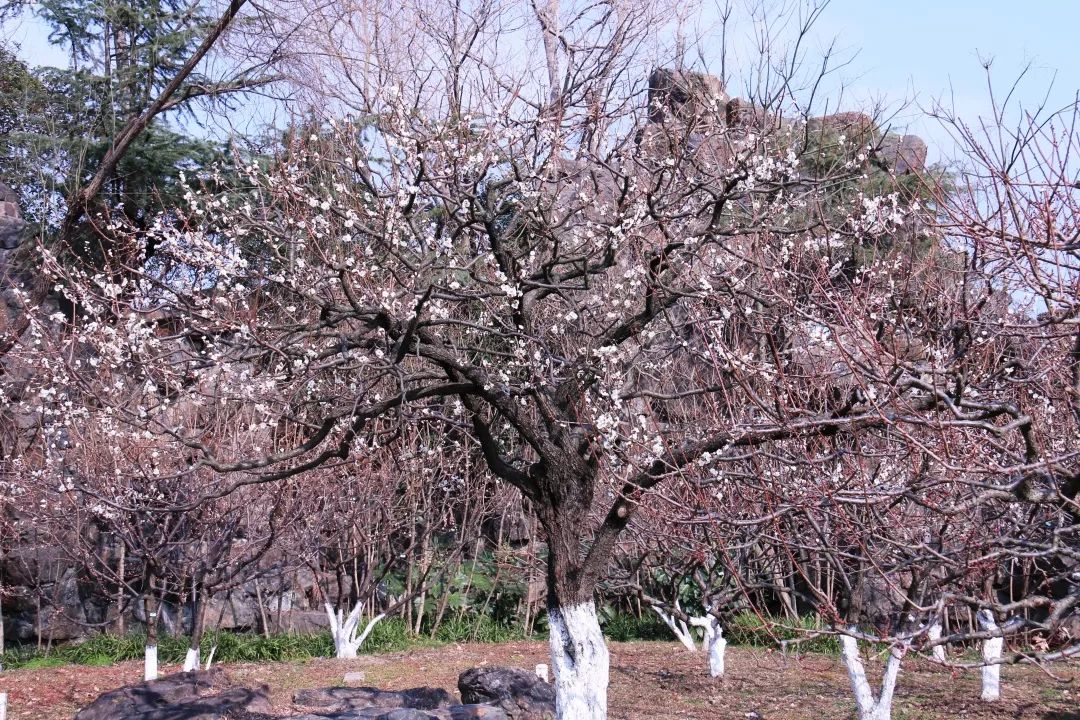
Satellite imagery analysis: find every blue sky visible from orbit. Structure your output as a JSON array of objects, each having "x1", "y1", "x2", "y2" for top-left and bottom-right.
[
  {"x1": 807, "y1": 0, "x2": 1080, "y2": 158},
  {"x1": 4, "y1": 0, "x2": 1077, "y2": 162}
]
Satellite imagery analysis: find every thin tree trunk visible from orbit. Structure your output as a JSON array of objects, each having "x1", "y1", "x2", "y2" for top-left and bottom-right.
[
  {"x1": 927, "y1": 621, "x2": 946, "y2": 662},
  {"x1": 255, "y1": 581, "x2": 271, "y2": 639},
  {"x1": 977, "y1": 611, "x2": 1003, "y2": 702},
  {"x1": 690, "y1": 615, "x2": 726, "y2": 677},
  {"x1": 115, "y1": 543, "x2": 126, "y2": 635},
  {"x1": 183, "y1": 587, "x2": 208, "y2": 672},
  {"x1": 143, "y1": 578, "x2": 159, "y2": 681}
]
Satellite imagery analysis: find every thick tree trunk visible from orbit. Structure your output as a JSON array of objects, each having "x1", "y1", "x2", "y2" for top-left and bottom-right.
[
  {"x1": 548, "y1": 601, "x2": 609, "y2": 720},
  {"x1": 528, "y1": 456, "x2": 614, "y2": 720}
]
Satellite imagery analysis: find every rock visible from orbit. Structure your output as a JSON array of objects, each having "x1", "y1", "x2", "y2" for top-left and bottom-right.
[
  {"x1": 261, "y1": 607, "x2": 331, "y2": 634},
  {"x1": 878, "y1": 133, "x2": 927, "y2": 174},
  {"x1": 725, "y1": 98, "x2": 772, "y2": 129},
  {"x1": 344, "y1": 671, "x2": 367, "y2": 684},
  {"x1": 74, "y1": 669, "x2": 272, "y2": 720},
  {"x1": 294, "y1": 686, "x2": 454, "y2": 712},
  {"x1": 806, "y1": 111, "x2": 879, "y2": 146},
  {"x1": 356, "y1": 710, "x2": 441, "y2": 720},
  {"x1": 458, "y1": 667, "x2": 555, "y2": 720},
  {"x1": 449, "y1": 705, "x2": 510, "y2": 720},
  {"x1": 0, "y1": 182, "x2": 25, "y2": 251},
  {"x1": 648, "y1": 68, "x2": 726, "y2": 124}
]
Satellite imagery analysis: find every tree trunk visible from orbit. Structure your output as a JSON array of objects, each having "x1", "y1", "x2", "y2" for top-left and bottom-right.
[
  {"x1": 927, "y1": 621, "x2": 946, "y2": 662},
  {"x1": 839, "y1": 631, "x2": 904, "y2": 720},
  {"x1": 977, "y1": 611, "x2": 1002, "y2": 702},
  {"x1": 690, "y1": 615, "x2": 726, "y2": 678},
  {"x1": 531, "y1": 458, "x2": 612, "y2": 720},
  {"x1": 326, "y1": 601, "x2": 385, "y2": 658},
  {"x1": 143, "y1": 587, "x2": 159, "y2": 681},
  {"x1": 254, "y1": 581, "x2": 271, "y2": 639},
  {"x1": 652, "y1": 604, "x2": 696, "y2": 652},
  {"x1": 115, "y1": 543, "x2": 126, "y2": 635},
  {"x1": 183, "y1": 588, "x2": 207, "y2": 672},
  {"x1": 548, "y1": 601, "x2": 609, "y2": 720}
]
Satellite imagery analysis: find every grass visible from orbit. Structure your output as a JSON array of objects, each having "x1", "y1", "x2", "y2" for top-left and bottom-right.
[
  {"x1": 0, "y1": 614, "x2": 536, "y2": 670},
  {"x1": 0, "y1": 611, "x2": 965, "y2": 671}
]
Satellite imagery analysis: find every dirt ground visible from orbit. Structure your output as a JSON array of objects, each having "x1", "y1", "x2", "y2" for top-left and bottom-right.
[{"x1": 2, "y1": 640, "x2": 1077, "y2": 719}]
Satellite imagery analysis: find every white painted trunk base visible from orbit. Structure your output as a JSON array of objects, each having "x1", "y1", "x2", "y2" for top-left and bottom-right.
[
  {"x1": 0, "y1": 690, "x2": 7, "y2": 720},
  {"x1": 204, "y1": 645, "x2": 217, "y2": 670},
  {"x1": 690, "y1": 616, "x2": 726, "y2": 678},
  {"x1": 326, "y1": 601, "x2": 386, "y2": 659},
  {"x1": 183, "y1": 647, "x2": 200, "y2": 672},
  {"x1": 840, "y1": 632, "x2": 904, "y2": 720},
  {"x1": 651, "y1": 604, "x2": 696, "y2": 652},
  {"x1": 977, "y1": 611, "x2": 1002, "y2": 702},
  {"x1": 926, "y1": 622, "x2": 946, "y2": 663},
  {"x1": 144, "y1": 645, "x2": 159, "y2": 681},
  {"x1": 548, "y1": 602, "x2": 609, "y2": 720}
]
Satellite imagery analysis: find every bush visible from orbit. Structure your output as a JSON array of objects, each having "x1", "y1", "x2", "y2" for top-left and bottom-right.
[
  {"x1": 725, "y1": 611, "x2": 840, "y2": 654},
  {"x1": 600, "y1": 611, "x2": 670, "y2": 642}
]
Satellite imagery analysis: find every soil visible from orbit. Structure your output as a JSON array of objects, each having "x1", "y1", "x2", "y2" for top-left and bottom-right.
[{"x1": 2, "y1": 640, "x2": 1077, "y2": 719}]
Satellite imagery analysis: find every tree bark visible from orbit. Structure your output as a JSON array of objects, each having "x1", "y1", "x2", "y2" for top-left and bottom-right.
[
  {"x1": 143, "y1": 577, "x2": 159, "y2": 681},
  {"x1": 690, "y1": 615, "x2": 726, "y2": 678},
  {"x1": 977, "y1": 611, "x2": 1003, "y2": 702},
  {"x1": 840, "y1": 631, "x2": 904, "y2": 720},
  {"x1": 183, "y1": 587, "x2": 208, "y2": 672},
  {"x1": 535, "y1": 467, "x2": 610, "y2": 720},
  {"x1": 548, "y1": 601, "x2": 609, "y2": 720}
]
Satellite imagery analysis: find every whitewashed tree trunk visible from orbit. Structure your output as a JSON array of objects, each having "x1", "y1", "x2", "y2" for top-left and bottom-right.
[
  {"x1": 839, "y1": 631, "x2": 905, "y2": 720},
  {"x1": 325, "y1": 601, "x2": 386, "y2": 659},
  {"x1": 183, "y1": 647, "x2": 201, "y2": 672},
  {"x1": 548, "y1": 602, "x2": 609, "y2": 720},
  {"x1": 690, "y1": 615, "x2": 726, "y2": 678},
  {"x1": 144, "y1": 644, "x2": 159, "y2": 681},
  {"x1": 0, "y1": 690, "x2": 6, "y2": 720},
  {"x1": 976, "y1": 610, "x2": 1002, "y2": 702},
  {"x1": 651, "y1": 603, "x2": 697, "y2": 652},
  {"x1": 204, "y1": 644, "x2": 217, "y2": 670},
  {"x1": 926, "y1": 621, "x2": 946, "y2": 663}
]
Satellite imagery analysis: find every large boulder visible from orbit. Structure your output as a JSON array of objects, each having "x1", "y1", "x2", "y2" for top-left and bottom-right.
[
  {"x1": 457, "y1": 667, "x2": 555, "y2": 720},
  {"x1": 74, "y1": 669, "x2": 272, "y2": 720},
  {"x1": 878, "y1": 133, "x2": 928, "y2": 174},
  {"x1": 647, "y1": 68, "x2": 726, "y2": 124},
  {"x1": 0, "y1": 182, "x2": 25, "y2": 250}
]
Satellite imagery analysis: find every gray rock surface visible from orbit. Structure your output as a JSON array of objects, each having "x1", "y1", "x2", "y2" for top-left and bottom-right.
[
  {"x1": 647, "y1": 68, "x2": 725, "y2": 124},
  {"x1": 457, "y1": 667, "x2": 555, "y2": 720},
  {"x1": 879, "y1": 133, "x2": 928, "y2": 174},
  {"x1": 293, "y1": 686, "x2": 454, "y2": 712},
  {"x1": 73, "y1": 669, "x2": 273, "y2": 720},
  {"x1": 0, "y1": 182, "x2": 25, "y2": 250}
]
